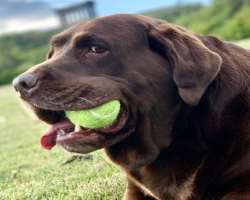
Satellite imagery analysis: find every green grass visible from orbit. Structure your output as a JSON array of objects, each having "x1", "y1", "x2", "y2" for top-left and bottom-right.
[{"x1": 0, "y1": 85, "x2": 125, "y2": 200}]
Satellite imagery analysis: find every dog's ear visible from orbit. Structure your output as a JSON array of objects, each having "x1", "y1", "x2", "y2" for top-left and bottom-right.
[{"x1": 148, "y1": 22, "x2": 222, "y2": 105}]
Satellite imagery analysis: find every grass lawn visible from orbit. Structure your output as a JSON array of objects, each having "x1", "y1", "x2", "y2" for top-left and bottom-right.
[{"x1": 0, "y1": 85, "x2": 125, "y2": 200}]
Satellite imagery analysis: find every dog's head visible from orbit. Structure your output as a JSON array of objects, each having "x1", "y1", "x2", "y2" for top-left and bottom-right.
[{"x1": 13, "y1": 14, "x2": 222, "y2": 168}]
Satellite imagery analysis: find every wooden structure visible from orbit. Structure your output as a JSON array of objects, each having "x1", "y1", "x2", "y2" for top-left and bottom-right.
[{"x1": 55, "y1": 1, "x2": 96, "y2": 27}]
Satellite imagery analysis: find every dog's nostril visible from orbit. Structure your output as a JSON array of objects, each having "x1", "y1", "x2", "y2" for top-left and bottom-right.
[
  {"x1": 20, "y1": 80, "x2": 31, "y2": 90},
  {"x1": 12, "y1": 73, "x2": 39, "y2": 93}
]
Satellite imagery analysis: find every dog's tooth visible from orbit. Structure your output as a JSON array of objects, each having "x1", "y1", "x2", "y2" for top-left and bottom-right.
[
  {"x1": 74, "y1": 125, "x2": 81, "y2": 132},
  {"x1": 57, "y1": 129, "x2": 66, "y2": 136}
]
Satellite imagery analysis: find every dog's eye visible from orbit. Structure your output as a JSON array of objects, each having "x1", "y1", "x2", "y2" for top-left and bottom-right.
[{"x1": 89, "y1": 45, "x2": 106, "y2": 54}]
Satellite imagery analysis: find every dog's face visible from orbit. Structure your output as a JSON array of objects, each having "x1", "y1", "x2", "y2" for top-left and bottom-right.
[{"x1": 13, "y1": 15, "x2": 222, "y2": 162}]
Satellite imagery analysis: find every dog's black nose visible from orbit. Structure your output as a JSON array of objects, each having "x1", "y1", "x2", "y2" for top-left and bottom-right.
[{"x1": 12, "y1": 73, "x2": 38, "y2": 93}]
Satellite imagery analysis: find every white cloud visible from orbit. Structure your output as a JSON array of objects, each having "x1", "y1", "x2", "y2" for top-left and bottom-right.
[{"x1": 0, "y1": 16, "x2": 60, "y2": 34}]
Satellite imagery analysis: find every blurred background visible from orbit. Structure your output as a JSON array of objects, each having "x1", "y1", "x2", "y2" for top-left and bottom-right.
[{"x1": 0, "y1": 0, "x2": 250, "y2": 199}]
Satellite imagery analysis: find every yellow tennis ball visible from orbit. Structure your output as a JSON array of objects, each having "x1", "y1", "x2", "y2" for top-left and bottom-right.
[{"x1": 65, "y1": 100, "x2": 121, "y2": 129}]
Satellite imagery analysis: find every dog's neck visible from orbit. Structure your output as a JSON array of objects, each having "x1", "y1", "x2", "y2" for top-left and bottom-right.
[{"x1": 105, "y1": 91, "x2": 249, "y2": 199}]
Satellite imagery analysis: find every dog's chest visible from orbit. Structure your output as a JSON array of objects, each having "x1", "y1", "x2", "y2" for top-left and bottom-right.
[{"x1": 128, "y1": 168, "x2": 198, "y2": 200}]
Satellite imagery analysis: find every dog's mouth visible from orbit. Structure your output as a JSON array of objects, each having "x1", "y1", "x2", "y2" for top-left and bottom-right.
[{"x1": 33, "y1": 100, "x2": 130, "y2": 154}]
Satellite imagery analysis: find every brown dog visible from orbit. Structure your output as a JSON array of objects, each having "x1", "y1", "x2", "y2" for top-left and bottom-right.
[{"x1": 13, "y1": 14, "x2": 250, "y2": 200}]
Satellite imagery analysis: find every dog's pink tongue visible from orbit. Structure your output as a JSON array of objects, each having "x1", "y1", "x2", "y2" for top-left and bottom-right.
[
  {"x1": 40, "y1": 130, "x2": 57, "y2": 150},
  {"x1": 40, "y1": 120, "x2": 74, "y2": 150}
]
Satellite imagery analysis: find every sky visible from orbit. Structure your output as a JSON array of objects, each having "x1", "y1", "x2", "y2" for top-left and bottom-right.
[{"x1": 0, "y1": 0, "x2": 211, "y2": 34}]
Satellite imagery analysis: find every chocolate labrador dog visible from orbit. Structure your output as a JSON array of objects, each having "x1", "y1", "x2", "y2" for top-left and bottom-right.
[{"x1": 13, "y1": 14, "x2": 250, "y2": 200}]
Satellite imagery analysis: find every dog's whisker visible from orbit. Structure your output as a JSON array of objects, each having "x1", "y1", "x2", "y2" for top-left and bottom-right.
[{"x1": 78, "y1": 97, "x2": 95, "y2": 105}]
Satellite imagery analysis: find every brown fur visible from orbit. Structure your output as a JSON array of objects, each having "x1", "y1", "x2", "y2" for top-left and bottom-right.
[{"x1": 14, "y1": 14, "x2": 250, "y2": 199}]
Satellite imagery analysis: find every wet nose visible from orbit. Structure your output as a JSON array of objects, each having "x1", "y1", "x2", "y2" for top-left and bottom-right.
[{"x1": 12, "y1": 73, "x2": 39, "y2": 93}]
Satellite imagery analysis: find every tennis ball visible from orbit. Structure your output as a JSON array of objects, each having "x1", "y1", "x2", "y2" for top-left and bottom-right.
[{"x1": 65, "y1": 100, "x2": 121, "y2": 129}]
